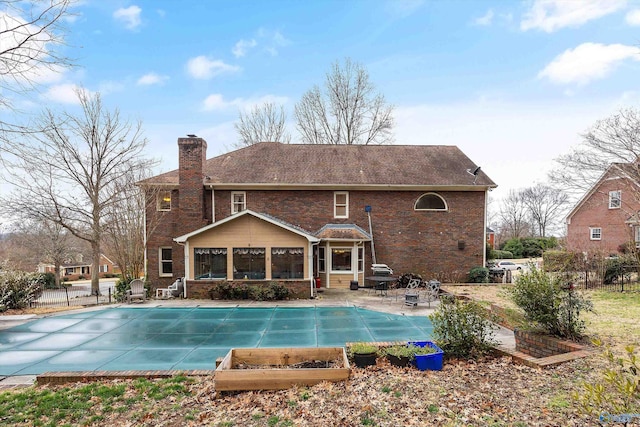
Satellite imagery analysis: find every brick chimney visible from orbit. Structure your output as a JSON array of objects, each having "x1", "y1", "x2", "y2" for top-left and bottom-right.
[{"x1": 178, "y1": 135, "x2": 208, "y2": 234}]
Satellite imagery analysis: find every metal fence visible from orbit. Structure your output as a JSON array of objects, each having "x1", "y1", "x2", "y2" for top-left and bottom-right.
[
  {"x1": 570, "y1": 264, "x2": 640, "y2": 292},
  {"x1": 30, "y1": 283, "x2": 116, "y2": 309}
]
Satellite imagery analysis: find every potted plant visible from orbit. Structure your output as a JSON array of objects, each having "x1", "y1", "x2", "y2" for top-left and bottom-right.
[
  {"x1": 384, "y1": 344, "x2": 415, "y2": 367},
  {"x1": 409, "y1": 341, "x2": 444, "y2": 371},
  {"x1": 350, "y1": 342, "x2": 378, "y2": 368}
]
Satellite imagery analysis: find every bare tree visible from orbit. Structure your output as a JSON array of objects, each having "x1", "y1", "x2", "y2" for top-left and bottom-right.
[
  {"x1": 0, "y1": 0, "x2": 74, "y2": 138},
  {"x1": 103, "y1": 168, "x2": 161, "y2": 282},
  {"x1": 550, "y1": 108, "x2": 640, "y2": 196},
  {"x1": 498, "y1": 190, "x2": 531, "y2": 240},
  {"x1": 520, "y1": 185, "x2": 570, "y2": 237},
  {"x1": 234, "y1": 102, "x2": 291, "y2": 147},
  {"x1": 0, "y1": 89, "x2": 154, "y2": 295},
  {"x1": 294, "y1": 58, "x2": 394, "y2": 145},
  {"x1": 15, "y1": 218, "x2": 75, "y2": 287}
]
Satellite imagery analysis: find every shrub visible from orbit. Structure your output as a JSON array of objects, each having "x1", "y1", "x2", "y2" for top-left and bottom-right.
[
  {"x1": 0, "y1": 270, "x2": 44, "y2": 311},
  {"x1": 114, "y1": 276, "x2": 132, "y2": 302},
  {"x1": 468, "y1": 267, "x2": 489, "y2": 283},
  {"x1": 39, "y1": 272, "x2": 57, "y2": 289},
  {"x1": 429, "y1": 295, "x2": 498, "y2": 359},
  {"x1": 602, "y1": 255, "x2": 637, "y2": 285},
  {"x1": 543, "y1": 250, "x2": 578, "y2": 272},
  {"x1": 211, "y1": 281, "x2": 233, "y2": 299},
  {"x1": 502, "y1": 239, "x2": 524, "y2": 258},
  {"x1": 212, "y1": 282, "x2": 291, "y2": 301},
  {"x1": 573, "y1": 340, "x2": 640, "y2": 417},
  {"x1": 509, "y1": 266, "x2": 593, "y2": 339},
  {"x1": 490, "y1": 250, "x2": 513, "y2": 260}
]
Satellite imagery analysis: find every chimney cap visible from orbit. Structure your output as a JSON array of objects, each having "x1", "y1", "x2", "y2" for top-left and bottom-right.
[{"x1": 187, "y1": 134, "x2": 197, "y2": 138}]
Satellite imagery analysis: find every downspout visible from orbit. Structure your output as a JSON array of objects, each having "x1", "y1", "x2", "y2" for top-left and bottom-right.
[
  {"x1": 483, "y1": 189, "x2": 488, "y2": 268},
  {"x1": 366, "y1": 206, "x2": 377, "y2": 264},
  {"x1": 143, "y1": 201, "x2": 147, "y2": 281}
]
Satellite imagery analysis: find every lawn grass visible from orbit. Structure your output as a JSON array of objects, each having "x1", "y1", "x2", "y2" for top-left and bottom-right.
[
  {"x1": 0, "y1": 376, "x2": 194, "y2": 426},
  {"x1": 583, "y1": 290, "x2": 640, "y2": 348}
]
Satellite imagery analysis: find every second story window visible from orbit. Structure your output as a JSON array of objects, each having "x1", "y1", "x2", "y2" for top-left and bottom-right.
[
  {"x1": 334, "y1": 191, "x2": 349, "y2": 218},
  {"x1": 232, "y1": 191, "x2": 246, "y2": 214},
  {"x1": 609, "y1": 191, "x2": 621, "y2": 209},
  {"x1": 157, "y1": 190, "x2": 171, "y2": 211}
]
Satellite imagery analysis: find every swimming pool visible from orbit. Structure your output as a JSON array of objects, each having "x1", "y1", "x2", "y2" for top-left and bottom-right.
[{"x1": 0, "y1": 306, "x2": 433, "y2": 375}]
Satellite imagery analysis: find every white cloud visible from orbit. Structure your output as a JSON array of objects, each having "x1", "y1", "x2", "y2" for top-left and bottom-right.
[
  {"x1": 232, "y1": 39, "x2": 257, "y2": 58},
  {"x1": 113, "y1": 5, "x2": 142, "y2": 30},
  {"x1": 473, "y1": 9, "x2": 494, "y2": 26},
  {"x1": 186, "y1": 56, "x2": 240, "y2": 80},
  {"x1": 137, "y1": 72, "x2": 169, "y2": 86},
  {"x1": 626, "y1": 9, "x2": 640, "y2": 25},
  {"x1": 255, "y1": 28, "x2": 291, "y2": 56},
  {"x1": 201, "y1": 93, "x2": 289, "y2": 111},
  {"x1": 538, "y1": 42, "x2": 639, "y2": 85},
  {"x1": 521, "y1": 0, "x2": 626, "y2": 32},
  {"x1": 98, "y1": 80, "x2": 124, "y2": 95},
  {"x1": 42, "y1": 84, "x2": 91, "y2": 104}
]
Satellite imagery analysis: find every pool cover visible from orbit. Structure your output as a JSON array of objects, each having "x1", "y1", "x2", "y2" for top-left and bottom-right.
[{"x1": 0, "y1": 306, "x2": 433, "y2": 375}]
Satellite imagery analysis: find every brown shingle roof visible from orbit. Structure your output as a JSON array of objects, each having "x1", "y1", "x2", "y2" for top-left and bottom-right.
[{"x1": 144, "y1": 142, "x2": 496, "y2": 188}]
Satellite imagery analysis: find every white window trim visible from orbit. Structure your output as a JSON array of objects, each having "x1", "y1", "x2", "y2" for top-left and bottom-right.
[
  {"x1": 414, "y1": 192, "x2": 448, "y2": 211},
  {"x1": 231, "y1": 191, "x2": 246, "y2": 214},
  {"x1": 358, "y1": 247, "x2": 364, "y2": 272},
  {"x1": 609, "y1": 190, "x2": 621, "y2": 209},
  {"x1": 330, "y1": 247, "x2": 353, "y2": 274},
  {"x1": 334, "y1": 191, "x2": 349, "y2": 219},
  {"x1": 157, "y1": 190, "x2": 171, "y2": 211},
  {"x1": 159, "y1": 247, "x2": 173, "y2": 277},
  {"x1": 318, "y1": 246, "x2": 326, "y2": 273},
  {"x1": 636, "y1": 226, "x2": 640, "y2": 248},
  {"x1": 590, "y1": 227, "x2": 602, "y2": 241}
]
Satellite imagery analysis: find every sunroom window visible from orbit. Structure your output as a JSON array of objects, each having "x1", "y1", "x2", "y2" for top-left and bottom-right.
[
  {"x1": 194, "y1": 248, "x2": 227, "y2": 279},
  {"x1": 233, "y1": 248, "x2": 265, "y2": 279},
  {"x1": 271, "y1": 248, "x2": 304, "y2": 279}
]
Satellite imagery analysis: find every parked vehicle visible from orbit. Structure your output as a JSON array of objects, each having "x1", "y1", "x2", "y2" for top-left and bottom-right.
[{"x1": 496, "y1": 261, "x2": 525, "y2": 271}]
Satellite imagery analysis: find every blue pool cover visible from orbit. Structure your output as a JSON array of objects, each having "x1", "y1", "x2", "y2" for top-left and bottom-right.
[{"x1": 0, "y1": 306, "x2": 433, "y2": 375}]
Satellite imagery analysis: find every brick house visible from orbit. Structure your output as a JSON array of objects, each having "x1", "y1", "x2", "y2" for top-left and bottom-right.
[
  {"x1": 38, "y1": 253, "x2": 120, "y2": 281},
  {"x1": 566, "y1": 162, "x2": 640, "y2": 255},
  {"x1": 141, "y1": 136, "x2": 496, "y2": 298}
]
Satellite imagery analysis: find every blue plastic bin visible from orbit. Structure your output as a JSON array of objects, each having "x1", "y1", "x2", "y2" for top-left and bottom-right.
[{"x1": 408, "y1": 341, "x2": 444, "y2": 371}]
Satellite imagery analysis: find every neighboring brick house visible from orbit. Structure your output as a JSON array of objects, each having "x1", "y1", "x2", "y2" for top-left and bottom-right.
[
  {"x1": 141, "y1": 136, "x2": 496, "y2": 298},
  {"x1": 566, "y1": 162, "x2": 640, "y2": 255},
  {"x1": 38, "y1": 253, "x2": 120, "y2": 280}
]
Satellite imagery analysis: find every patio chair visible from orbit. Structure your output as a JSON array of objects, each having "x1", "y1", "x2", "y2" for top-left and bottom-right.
[
  {"x1": 404, "y1": 278, "x2": 421, "y2": 307},
  {"x1": 126, "y1": 279, "x2": 146, "y2": 303},
  {"x1": 423, "y1": 279, "x2": 441, "y2": 308}
]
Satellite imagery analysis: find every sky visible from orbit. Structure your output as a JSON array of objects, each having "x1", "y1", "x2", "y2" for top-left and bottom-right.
[{"x1": 5, "y1": 0, "x2": 640, "y2": 207}]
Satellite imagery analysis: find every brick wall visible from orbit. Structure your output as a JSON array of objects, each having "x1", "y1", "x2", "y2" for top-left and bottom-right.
[
  {"x1": 514, "y1": 329, "x2": 583, "y2": 358},
  {"x1": 213, "y1": 189, "x2": 486, "y2": 280}
]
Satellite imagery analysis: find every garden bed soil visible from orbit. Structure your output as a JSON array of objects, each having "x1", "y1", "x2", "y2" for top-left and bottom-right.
[{"x1": 214, "y1": 347, "x2": 350, "y2": 392}]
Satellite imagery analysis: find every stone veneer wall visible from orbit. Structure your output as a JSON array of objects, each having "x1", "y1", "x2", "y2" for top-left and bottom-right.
[{"x1": 514, "y1": 329, "x2": 584, "y2": 358}]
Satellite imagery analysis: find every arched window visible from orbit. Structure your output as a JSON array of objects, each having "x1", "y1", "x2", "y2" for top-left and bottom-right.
[{"x1": 414, "y1": 193, "x2": 447, "y2": 211}]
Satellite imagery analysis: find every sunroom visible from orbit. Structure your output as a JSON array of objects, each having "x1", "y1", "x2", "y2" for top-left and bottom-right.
[{"x1": 173, "y1": 210, "x2": 320, "y2": 287}]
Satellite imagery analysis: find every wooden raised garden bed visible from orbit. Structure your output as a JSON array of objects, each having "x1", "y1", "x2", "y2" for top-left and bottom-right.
[{"x1": 214, "y1": 347, "x2": 351, "y2": 391}]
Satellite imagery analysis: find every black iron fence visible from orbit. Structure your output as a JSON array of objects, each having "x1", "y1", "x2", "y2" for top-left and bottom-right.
[
  {"x1": 571, "y1": 265, "x2": 640, "y2": 292},
  {"x1": 30, "y1": 283, "x2": 116, "y2": 309}
]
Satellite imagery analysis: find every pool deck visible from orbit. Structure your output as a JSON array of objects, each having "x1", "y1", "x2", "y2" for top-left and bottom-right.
[{"x1": 0, "y1": 288, "x2": 515, "y2": 389}]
